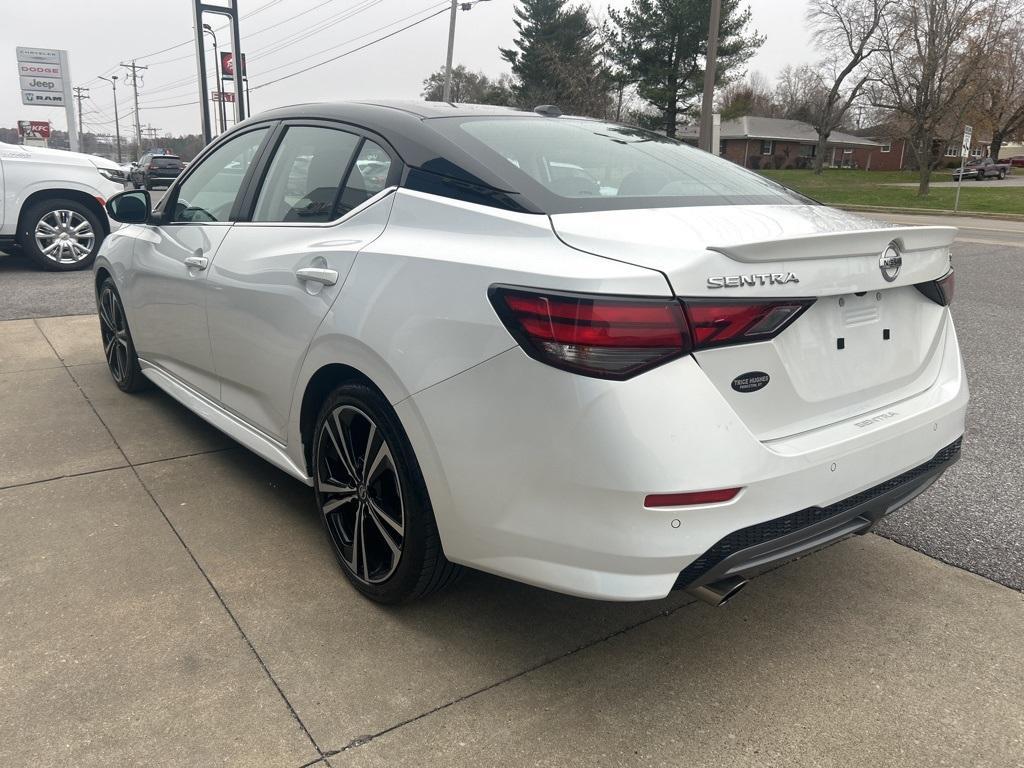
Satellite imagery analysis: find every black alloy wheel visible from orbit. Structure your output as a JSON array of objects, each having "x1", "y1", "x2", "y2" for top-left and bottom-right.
[
  {"x1": 97, "y1": 278, "x2": 147, "y2": 393},
  {"x1": 313, "y1": 384, "x2": 462, "y2": 603},
  {"x1": 318, "y1": 403, "x2": 406, "y2": 585}
]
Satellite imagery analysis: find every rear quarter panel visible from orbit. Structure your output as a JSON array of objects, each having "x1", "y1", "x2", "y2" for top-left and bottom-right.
[{"x1": 285, "y1": 188, "x2": 670, "y2": 470}]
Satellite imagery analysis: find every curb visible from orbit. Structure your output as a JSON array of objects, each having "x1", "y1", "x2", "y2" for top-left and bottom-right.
[{"x1": 838, "y1": 204, "x2": 1024, "y2": 223}]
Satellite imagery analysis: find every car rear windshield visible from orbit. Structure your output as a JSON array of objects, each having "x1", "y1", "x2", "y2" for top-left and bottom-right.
[
  {"x1": 153, "y1": 157, "x2": 182, "y2": 168},
  {"x1": 429, "y1": 116, "x2": 808, "y2": 213}
]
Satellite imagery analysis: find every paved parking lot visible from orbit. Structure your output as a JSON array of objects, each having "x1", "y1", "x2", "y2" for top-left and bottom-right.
[{"x1": 1, "y1": 216, "x2": 1023, "y2": 766}]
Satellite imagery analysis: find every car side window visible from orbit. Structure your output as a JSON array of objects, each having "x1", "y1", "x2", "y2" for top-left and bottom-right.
[
  {"x1": 336, "y1": 140, "x2": 393, "y2": 216},
  {"x1": 252, "y1": 126, "x2": 361, "y2": 223},
  {"x1": 171, "y1": 127, "x2": 269, "y2": 223}
]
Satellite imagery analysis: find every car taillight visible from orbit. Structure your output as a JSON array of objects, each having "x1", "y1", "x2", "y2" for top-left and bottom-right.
[
  {"x1": 489, "y1": 286, "x2": 690, "y2": 379},
  {"x1": 915, "y1": 269, "x2": 955, "y2": 306},
  {"x1": 490, "y1": 287, "x2": 815, "y2": 379},
  {"x1": 682, "y1": 299, "x2": 815, "y2": 350},
  {"x1": 148, "y1": 163, "x2": 158, "y2": 170}
]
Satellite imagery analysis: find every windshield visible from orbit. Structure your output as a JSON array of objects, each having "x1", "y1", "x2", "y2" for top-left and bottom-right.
[{"x1": 430, "y1": 116, "x2": 808, "y2": 213}]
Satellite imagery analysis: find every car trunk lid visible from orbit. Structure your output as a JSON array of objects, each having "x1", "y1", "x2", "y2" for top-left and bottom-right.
[{"x1": 549, "y1": 204, "x2": 956, "y2": 440}]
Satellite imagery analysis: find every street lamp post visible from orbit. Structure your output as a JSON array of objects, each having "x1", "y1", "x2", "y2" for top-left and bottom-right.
[
  {"x1": 98, "y1": 75, "x2": 122, "y2": 163},
  {"x1": 203, "y1": 24, "x2": 227, "y2": 134}
]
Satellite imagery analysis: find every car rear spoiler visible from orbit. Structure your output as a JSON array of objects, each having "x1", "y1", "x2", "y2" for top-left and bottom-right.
[{"x1": 708, "y1": 226, "x2": 957, "y2": 263}]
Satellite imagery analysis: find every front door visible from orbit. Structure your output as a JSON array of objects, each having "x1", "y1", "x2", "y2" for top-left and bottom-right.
[
  {"x1": 126, "y1": 126, "x2": 270, "y2": 398},
  {"x1": 205, "y1": 124, "x2": 397, "y2": 440}
]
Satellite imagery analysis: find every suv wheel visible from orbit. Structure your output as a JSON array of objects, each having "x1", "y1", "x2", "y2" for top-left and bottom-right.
[
  {"x1": 312, "y1": 384, "x2": 462, "y2": 603},
  {"x1": 21, "y1": 198, "x2": 103, "y2": 271}
]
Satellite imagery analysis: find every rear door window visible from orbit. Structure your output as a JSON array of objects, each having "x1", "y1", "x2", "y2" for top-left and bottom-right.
[
  {"x1": 336, "y1": 140, "x2": 392, "y2": 216},
  {"x1": 252, "y1": 126, "x2": 361, "y2": 223}
]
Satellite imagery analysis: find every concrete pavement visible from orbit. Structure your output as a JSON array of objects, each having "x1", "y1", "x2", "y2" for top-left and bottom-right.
[{"x1": 1, "y1": 315, "x2": 1023, "y2": 767}]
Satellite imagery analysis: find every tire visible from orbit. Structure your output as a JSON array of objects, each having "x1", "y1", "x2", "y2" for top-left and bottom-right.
[
  {"x1": 312, "y1": 383, "x2": 462, "y2": 603},
  {"x1": 97, "y1": 277, "x2": 149, "y2": 393},
  {"x1": 20, "y1": 197, "x2": 104, "y2": 271},
  {"x1": 998, "y1": 170, "x2": 1006, "y2": 180}
]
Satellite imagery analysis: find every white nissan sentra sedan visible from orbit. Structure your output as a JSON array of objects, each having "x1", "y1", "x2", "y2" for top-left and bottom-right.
[{"x1": 95, "y1": 101, "x2": 967, "y2": 605}]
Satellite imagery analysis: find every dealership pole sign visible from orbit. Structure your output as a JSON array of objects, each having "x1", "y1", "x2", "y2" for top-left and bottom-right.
[
  {"x1": 16, "y1": 46, "x2": 79, "y2": 152},
  {"x1": 220, "y1": 52, "x2": 246, "y2": 79}
]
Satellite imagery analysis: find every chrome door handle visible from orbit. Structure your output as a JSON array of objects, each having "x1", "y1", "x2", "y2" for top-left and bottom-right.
[
  {"x1": 296, "y1": 267, "x2": 339, "y2": 286},
  {"x1": 184, "y1": 255, "x2": 209, "y2": 270}
]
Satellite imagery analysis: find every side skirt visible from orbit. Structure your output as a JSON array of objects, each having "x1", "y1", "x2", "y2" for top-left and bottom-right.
[{"x1": 138, "y1": 358, "x2": 313, "y2": 485}]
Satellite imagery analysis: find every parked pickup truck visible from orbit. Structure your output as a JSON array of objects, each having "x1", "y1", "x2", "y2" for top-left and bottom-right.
[{"x1": 951, "y1": 157, "x2": 1012, "y2": 181}]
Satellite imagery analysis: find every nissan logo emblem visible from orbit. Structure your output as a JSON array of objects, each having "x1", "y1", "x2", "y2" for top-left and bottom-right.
[{"x1": 880, "y1": 243, "x2": 902, "y2": 282}]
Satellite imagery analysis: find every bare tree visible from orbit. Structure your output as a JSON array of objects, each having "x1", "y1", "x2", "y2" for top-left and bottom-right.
[
  {"x1": 976, "y1": 20, "x2": 1024, "y2": 159},
  {"x1": 871, "y1": 0, "x2": 1005, "y2": 195},
  {"x1": 773, "y1": 64, "x2": 824, "y2": 122},
  {"x1": 804, "y1": 0, "x2": 895, "y2": 174},
  {"x1": 717, "y1": 71, "x2": 779, "y2": 119}
]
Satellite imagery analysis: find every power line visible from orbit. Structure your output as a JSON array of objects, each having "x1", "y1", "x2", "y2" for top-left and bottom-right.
[
  {"x1": 137, "y1": 1, "x2": 450, "y2": 110},
  {"x1": 250, "y1": 5, "x2": 449, "y2": 90},
  {"x1": 140, "y1": 0, "x2": 388, "y2": 97},
  {"x1": 251, "y1": 1, "x2": 448, "y2": 80},
  {"x1": 82, "y1": 0, "x2": 289, "y2": 88}
]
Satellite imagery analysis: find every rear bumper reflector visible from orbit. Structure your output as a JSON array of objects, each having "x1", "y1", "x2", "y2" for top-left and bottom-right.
[{"x1": 645, "y1": 487, "x2": 741, "y2": 508}]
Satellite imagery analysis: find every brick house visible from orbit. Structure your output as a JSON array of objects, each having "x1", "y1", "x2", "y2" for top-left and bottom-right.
[
  {"x1": 850, "y1": 123, "x2": 995, "y2": 171},
  {"x1": 678, "y1": 116, "x2": 882, "y2": 169}
]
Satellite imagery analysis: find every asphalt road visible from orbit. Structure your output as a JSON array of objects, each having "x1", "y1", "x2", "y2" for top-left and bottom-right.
[{"x1": 0, "y1": 217, "x2": 1020, "y2": 591}]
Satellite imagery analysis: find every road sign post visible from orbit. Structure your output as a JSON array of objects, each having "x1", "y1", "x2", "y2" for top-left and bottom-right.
[
  {"x1": 16, "y1": 46, "x2": 78, "y2": 151},
  {"x1": 954, "y1": 124, "x2": 972, "y2": 213}
]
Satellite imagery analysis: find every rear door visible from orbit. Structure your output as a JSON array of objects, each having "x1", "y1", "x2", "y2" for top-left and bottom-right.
[
  {"x1": 127, "y1": 126, "x2": 271, "y2": 398},
  {"x1": 205, "y1": 121, "x2": 400, "y2": 440}
]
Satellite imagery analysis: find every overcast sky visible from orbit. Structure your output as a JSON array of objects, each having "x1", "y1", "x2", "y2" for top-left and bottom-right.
[{"x1": 3, "y1": 0, "x2": 812, "y2": 140}]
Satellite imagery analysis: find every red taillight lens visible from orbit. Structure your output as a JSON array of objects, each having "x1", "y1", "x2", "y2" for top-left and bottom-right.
[
  {"x1": 682, "y1": 299, "x2": 814, "y2": 350},
  {"x1": 489, "y1": 286, "x2": 690, "y2": 379},
  {"x1": 916, "y1": 269, "x2": 954, "y2": 306},
  {"x1": 645, "y1": 488, "x2": 741, "y2": 507},
  {"x1": 491, "y1": 287, "x2": 815, "y2": 379}
]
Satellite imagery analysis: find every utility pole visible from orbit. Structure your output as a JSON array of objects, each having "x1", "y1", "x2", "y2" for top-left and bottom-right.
[
  {"x1": 98, "y1": 75, "x2": 122, "y2": 163},
  {"x1": 443, "y1": 0, "x2": 458, "y2": 102},
  {"x1": 698, "y1": 0, "x2": 722, "y2": 153},
  {"x1": 120, "y1": 60, "x2": 148, "y2": 159},
  {"x1": 143, "y1": 125, "x2": 161, "y2": 150},
  {"x1": 442, "y1": 0, "x2": 491, "y2": 103},
  {"x1": 72, "y1": 86, "x2": 89, "y2": 140}
]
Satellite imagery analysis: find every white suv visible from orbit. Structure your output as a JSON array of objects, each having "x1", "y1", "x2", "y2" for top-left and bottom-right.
[{"x1": 0, "y1": 142, "x2": 126, "y2": 270}]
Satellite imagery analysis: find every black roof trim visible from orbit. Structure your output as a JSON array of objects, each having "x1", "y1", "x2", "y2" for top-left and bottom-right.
[{"x1": 242, "y1": 101, "x2": 546, "y2": 212}]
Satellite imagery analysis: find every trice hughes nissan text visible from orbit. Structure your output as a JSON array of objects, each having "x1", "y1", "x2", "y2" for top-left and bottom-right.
[{"x1": 94, "y1": 101, "x2": 967, "y2": 605}]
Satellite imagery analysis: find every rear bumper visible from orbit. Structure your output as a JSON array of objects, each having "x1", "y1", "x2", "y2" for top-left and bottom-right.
[
  {"x1": 674, "y1": 438, "x2": 961, "y2": 591},
  {"x1": 402, "y1": 311, "x2": 968, "y2": 601}
]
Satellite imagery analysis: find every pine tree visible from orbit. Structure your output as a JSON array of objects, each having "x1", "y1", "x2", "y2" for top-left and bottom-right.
[
  {"x1": 607, "y1": 0, "x2": 764, "y2": 137},
  {"x1": 500, "y1": 0, "x2": 612, "y2": 117}
]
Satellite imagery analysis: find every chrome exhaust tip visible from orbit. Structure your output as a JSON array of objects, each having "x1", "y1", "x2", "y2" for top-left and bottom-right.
[{"x1": 686, "y1": 575, "x2": 748, "y2": 607}]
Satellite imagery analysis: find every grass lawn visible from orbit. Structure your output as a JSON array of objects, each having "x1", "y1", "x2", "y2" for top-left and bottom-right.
[{"x1": 758, "y1": 169, "x2": 1024, "y2": 216}]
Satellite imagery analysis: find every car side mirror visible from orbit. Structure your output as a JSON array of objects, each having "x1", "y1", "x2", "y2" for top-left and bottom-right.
[{"x1": 105, "y1": 190, "x2": 151, "y2": 224}]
